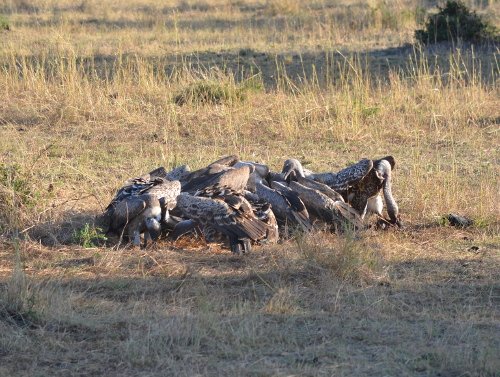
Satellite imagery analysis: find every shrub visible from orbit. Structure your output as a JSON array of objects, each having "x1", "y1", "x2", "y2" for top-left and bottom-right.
[
  {"x1": 0, "y1": 14, "x2": 10, "y2": 30},
  {"x1": 415, "y1": 1, "x2": 499, "y2": 45},
  {"x1": 72, "y1": 223, "x2": 107, "y2": 248},
  {"x1": 173, "y1": 81, "x2": 246, "y2": 106}
]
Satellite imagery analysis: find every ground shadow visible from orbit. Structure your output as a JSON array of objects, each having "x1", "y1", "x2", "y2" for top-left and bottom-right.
[{"x1": 1, "y1": 242, "x2": 499, "y2": 376}]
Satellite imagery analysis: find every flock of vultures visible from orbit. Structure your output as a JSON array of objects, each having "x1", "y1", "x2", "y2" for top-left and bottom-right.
[{"x1": 102, "y1": 155, "x2": 403, "y2": 254}]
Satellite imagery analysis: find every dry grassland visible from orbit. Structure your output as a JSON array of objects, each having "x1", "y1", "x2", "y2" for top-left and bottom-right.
[{"x1": 1, "y1": 0, "x2": 500, "y2": 375}]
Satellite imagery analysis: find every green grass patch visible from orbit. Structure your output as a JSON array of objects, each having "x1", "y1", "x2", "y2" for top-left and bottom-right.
[
  {"x1": 174, "y1": 80, "x2": 246, "y2": 105},
  {"x1": 72, "y1": 223, "x2": 107, "y2": 248}
]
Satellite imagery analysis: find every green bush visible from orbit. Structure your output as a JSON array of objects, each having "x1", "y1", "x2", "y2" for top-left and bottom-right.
[
  {"x1": 173, "y1": 81, "x2": 246, "y2": 106},
  {"x1": 0, "y1": 14, "x2": 10, "y2": 31},
  {"x1": 72, "y1": 223, "x2": 107, "y2": 248},
  {"x1": 415, "y1": 1, "x2": 499, "y2": 44}
]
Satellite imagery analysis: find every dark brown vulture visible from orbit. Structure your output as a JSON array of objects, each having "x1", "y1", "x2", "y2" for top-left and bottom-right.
[
  {"x1": 107, "y1": 194, "x2": 162, "y2": 247},
  {"x1": 281, "y1": 157, "x2": 401, "y2": 227},
  {"x1": 175, "y1": 187, "x2": 276, "y2": 255},
  {"x1": 288, "y1": 181, "x2": 365, "y2": 231}
]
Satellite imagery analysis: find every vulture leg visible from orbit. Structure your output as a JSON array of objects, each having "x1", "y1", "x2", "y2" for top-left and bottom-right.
[
  {"x1": 229, "y1": 237, "x2": 243, "y2": 255},
  {"x1": 130, "y1": 229, "x2": 141, "y2": 247},
  {"x1": 242, "y1": 239, "x2": 252, "y2": 254}
]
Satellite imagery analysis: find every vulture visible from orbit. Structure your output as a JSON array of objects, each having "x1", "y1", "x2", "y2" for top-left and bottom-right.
[
  {"x1": 182, "y1": 164, "x2": 254, "y2": 194},
  {"x1": 175, "y1": 186, "x2": 276, "y2": 254},
  {"x1": 107, "y1": 194, "x2": 162, "y2": 247},
  {"x1": 166, "y1": 164, "x2": 191, "y2": 182},
  {"x1": 346, "y1": 157, "x2": 401, "y2": 226},
  {"x1": 289, "y1": 181, "x2": 365, "y2": 231},
  {"x1": 261, "y1": 180, "x2": 313, "y2": 232},
  {"x1": 181, "y1": 155, "x2": 253, "y2": 193},
  {"x1": 102, "y1": 153, "x2": 403, "y2": 250},
  {"x1": 281, "y1": 157, "x2": 401, "y2": 227},
  {"x1": 182, "y1": 155, "x2": 239, "y2": 183},
  {"x1": 104, "y1": 177, "x2": 181, "y2": 225},
  {"x1": 103, "y1": 166, "x2": 182, "y2": 244},
  {"x1": 123, "y1": 166, "x2": 168, "y2": 186},
  {"x1": 233, "y1": 161, "x2": 270, "y2": 192},
  {"x1": 281, "y1": 158, "x2": 373, "y2": 191}
]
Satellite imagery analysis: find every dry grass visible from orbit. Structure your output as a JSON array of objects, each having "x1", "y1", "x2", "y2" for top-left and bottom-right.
[{"x1": 1, "y1": 0, "x2": 500, "y2": 375}]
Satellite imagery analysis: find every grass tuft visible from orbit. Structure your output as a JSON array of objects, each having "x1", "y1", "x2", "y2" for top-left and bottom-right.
[
  {"x1": 0, "y1": 164, "x2": 39, "y2": 237},
  {"x1": 0, "y1": 13, "x2": 9, "y2": 30},
  {"x1": 174, "y1": 80, "x2": 245, "y2": 105},
  {"x1": 0, "y1": 265, "x2": 42, "y2": 328},
  {"x1": 295, "y1": 231, "x2": 382, "y2": 284}
]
